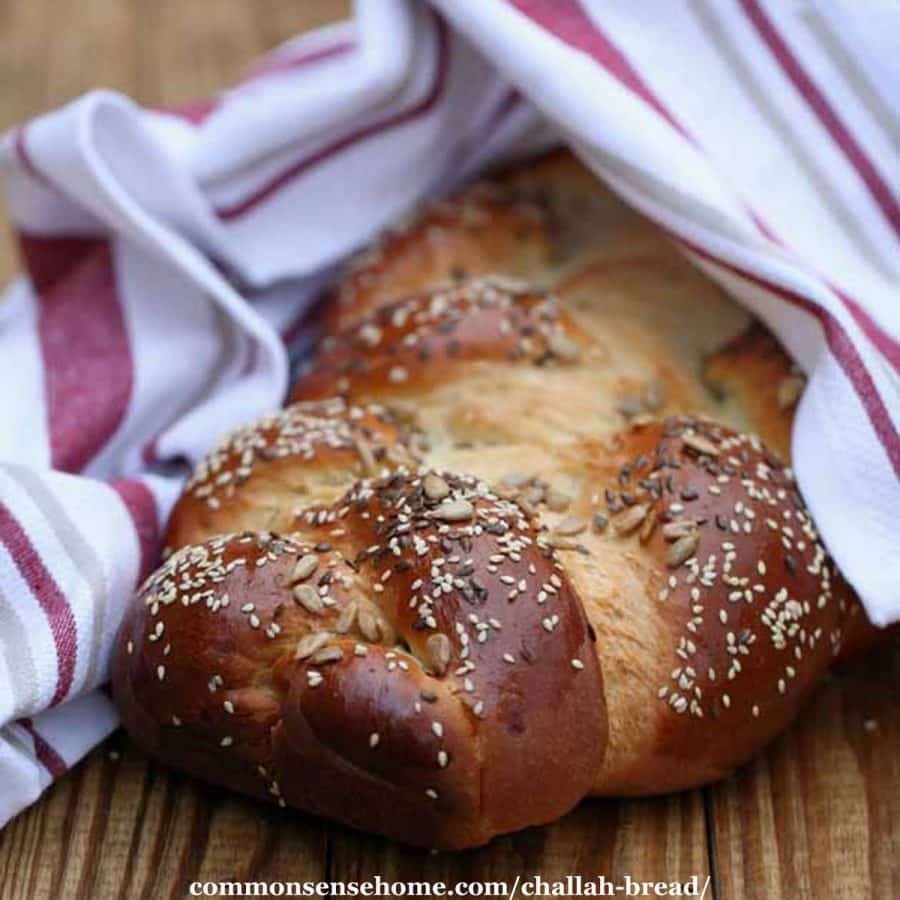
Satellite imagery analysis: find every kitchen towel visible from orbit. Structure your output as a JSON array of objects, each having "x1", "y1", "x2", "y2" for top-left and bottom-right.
[{"x1": 0, "y1": 0, "x2": 897, "y2": 826}]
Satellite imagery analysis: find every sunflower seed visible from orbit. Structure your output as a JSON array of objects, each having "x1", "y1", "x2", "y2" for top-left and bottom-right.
[
  {"x1": 662, "y1": 520, "x2": 697, "y2": 541},
  {"x1": 682, "y1": 433, "x2": 720, "y2": 457},
  {"x1": 668, "y1": 532, "x2": 700, "y2": 568},
  {"x1": 616, "y1": 395, "x2": 643, "y2": 419},
  {"x1": 311, "y1": 646, "x2": 344, "y2": 665},
  {"x1": 426, "y1": 633, "x2": 451, "y2": 675},
  {"x1": 433, "y1": 499, "x2": 474, "y2": 522},
  {"x1": 293, "y1": 584, "x2": 323, "y2": 613},
  {"x1": 335, "y1": 602, "x2": 358, "y2": 634},
  {"x1": 547, "y1": 535, "x2": 580, "y2": 550},
  {"x1": 423, "y1": 473, "x2": 450, "y2": 501},
  {"x1": 639, "y1": 507, "x2": 659, "y2": 544},
  {"x1": 554, "y1": 516, "x2": 586, "y2": 537},
  {"x1": 358, "y1": 608, "x2": 382, "y2": 642},
  {"x1": 295, "y1": 632, "x2": 331, "y2": 660},
  {"x1": 291, "y1": 554, "x2": 319, "y2": 584},
  {"x1": 614, "y1": 503, "x2": 649, "y2": 535},
  {"x1": 545, "y1": 488, "x2": 572, "y2": 512}
]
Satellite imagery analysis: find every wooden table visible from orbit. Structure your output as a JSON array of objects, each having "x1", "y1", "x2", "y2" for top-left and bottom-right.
[{"x1": 1, "y1": 2, "x2": 897, "y2": 897}]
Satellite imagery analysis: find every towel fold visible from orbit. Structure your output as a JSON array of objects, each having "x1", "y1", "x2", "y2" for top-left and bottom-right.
[{"x1": 1, "y1": 0, "x2": 897, "y2": 827}]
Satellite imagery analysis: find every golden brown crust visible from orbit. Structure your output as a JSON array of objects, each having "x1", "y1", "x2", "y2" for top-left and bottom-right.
[
  {"x1": 114, "y1": 470, "x2": 606, "y2": 849},
  {"x1": 326, "y1": 183, "x2": 553, "y2": 332},
  {"x1": 285, "y1": 276, "x2": 874, "y2": 795},
  {"x1": 292, "y1": 279, "x2": 587, "y2": 405},
  {"x1": 114, "y1": 149, "x2": 880, "y2": 849},
  {"x1": 568, "y1": 417, "x2": 861, "y2": 791},
  {"x1": 165, "y1": 399, "x2": 416, "y2": 551}
]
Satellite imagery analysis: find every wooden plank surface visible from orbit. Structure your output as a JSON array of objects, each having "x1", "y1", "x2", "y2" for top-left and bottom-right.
[
  {"x1": 0, "y1": 2, "x2": 896, "y2": 898},
  {"x1": 709, "y1": 636, "x2": 900, "y2": 900},
  {"x1": 329, "y1": 791, "x2": 709, "y2": 892}
]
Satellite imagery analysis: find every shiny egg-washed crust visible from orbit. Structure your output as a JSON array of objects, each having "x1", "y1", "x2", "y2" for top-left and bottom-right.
[
  {"x1": 115, "y1": 471, "x2": 605, "y2": 849},
  {"x1": 115, "y1": 151, "x2": 880, "y2": 849},
  {"x1": 298, "y1": 279, "x2": 589, "y2": 402},
  {"x1": 325, "y1": 183, "x2": 553, "y2": 332},
  {"x1": 326, "y1": 150, "x2": 668, "y2": 334},
  {"x1": 572, "y1": 417, "x2": 858, "y2": 791},
  {"x1": 165, "y1": 399, "x2": 419, "y2": 551}
]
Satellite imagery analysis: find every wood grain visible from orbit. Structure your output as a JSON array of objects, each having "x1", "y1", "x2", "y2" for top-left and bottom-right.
[
  {"x1": 0, "y1": 2, "x2": 897, "y2": 898},
  {"x1": 330, "y1": 791, "x2": 709, "y2": 892},
  {"x1": 0, "y1": 740, "x2": 328, "y2": 900},
  {"x1": 709, "y1": 635, "x2": 900, "y2": 900}
]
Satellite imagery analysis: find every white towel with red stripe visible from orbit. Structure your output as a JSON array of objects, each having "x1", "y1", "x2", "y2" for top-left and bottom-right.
[{"x1": 1, "y1": 0, "x2": 897, "y2": 827}]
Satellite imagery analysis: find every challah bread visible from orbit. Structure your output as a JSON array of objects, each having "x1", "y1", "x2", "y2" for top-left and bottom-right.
[
  {"x1": 114, "y1": 151, "x2": 877, "y2": 848},
  {"x1": 317, "y1": 151, "x2": 794, "y2": 459},
  {"x1": 163, "y1": 400, "x2": 417, "y2": 552},
  {"x1": 325, "y1": 181, "x2": 552, "y2": 332},
  {"x1": 115, "y1": 470, "x2": 605, "y2": 849},
  {"x1": 328, "y1": 151, "x2": 676, "y2": 333},
  {"x1": 294, "y1": 279, "x2": 866, "y2": 792}
]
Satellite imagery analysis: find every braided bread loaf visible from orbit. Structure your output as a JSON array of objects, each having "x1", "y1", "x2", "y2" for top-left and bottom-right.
[{"x1": 113, "y1": 152, "x2": 876, "y2": 849}]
